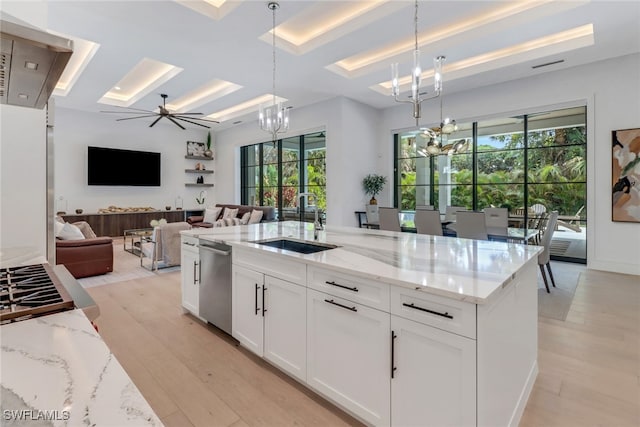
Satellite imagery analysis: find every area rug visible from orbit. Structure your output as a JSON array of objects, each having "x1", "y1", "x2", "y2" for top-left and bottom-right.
[
  {"x1": 77, "y1": 238, "x2": 180, "y2": 289},
  {"x1": 537, "y1": 261, "x2": 584, "y2": 321}
]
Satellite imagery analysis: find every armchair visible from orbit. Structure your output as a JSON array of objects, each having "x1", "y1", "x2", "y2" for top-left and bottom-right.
[
  {"x1": 140, "y1": 221, "x2": 191, "y2": 270},
  {"x1": 56, "y1": 237, "x2": 114, "y2": 279}
]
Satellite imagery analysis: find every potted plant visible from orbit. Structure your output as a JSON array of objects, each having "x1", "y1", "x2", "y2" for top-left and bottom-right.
[
  {"x1": 362, "y1": 174, "x2": 387, "y2": 205},
  {"x1": 204, "y1": 131, "x2": 213, "y2": 158}
]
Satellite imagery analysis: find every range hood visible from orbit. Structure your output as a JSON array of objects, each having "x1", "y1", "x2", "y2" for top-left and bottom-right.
[{"x1": 0, "y1": 19, "x2": 73, "y2": 109}]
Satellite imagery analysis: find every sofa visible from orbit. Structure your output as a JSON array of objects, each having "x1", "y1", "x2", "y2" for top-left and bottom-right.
[
  {"x1": 187, "y1": 204, "x2": 276, "y2": 228},
  {"x1": 55, "y1": 219, "x2": 114, "y2": 279}
]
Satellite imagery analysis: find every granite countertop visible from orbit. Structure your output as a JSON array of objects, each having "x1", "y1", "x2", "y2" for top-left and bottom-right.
[
  {"x1": 1, "y1": 310, "x2": 162, "y2": 426},
  {"x1": 183, "y1": 221, "x2": 542, "y2": 304}
]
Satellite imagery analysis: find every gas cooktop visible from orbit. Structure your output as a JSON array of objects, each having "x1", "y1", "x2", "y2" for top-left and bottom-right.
[{"x1": 0, "y1": 264, "x2": 75, "y2": 324}]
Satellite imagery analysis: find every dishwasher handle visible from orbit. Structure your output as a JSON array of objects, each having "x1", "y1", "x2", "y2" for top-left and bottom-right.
[{"x1": 198, "y1": 244, "x2": 232, "y2": 256}]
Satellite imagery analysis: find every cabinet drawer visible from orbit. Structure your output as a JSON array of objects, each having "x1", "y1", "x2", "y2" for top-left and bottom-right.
[
  {"x1": 390, "y1": 287, "x2": 476, "y2": 339},
  {"x1": 182, "y1": 235, "x2": 199, "y2": 247},
  {"x1": 307, "y1": 266, "x2": 390, "y2": 312},
  {"x1": 233, "y1": 247, "x2": 306, "y2": 284}
]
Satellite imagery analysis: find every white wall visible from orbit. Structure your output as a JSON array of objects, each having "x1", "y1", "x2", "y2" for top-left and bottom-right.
[
  {"x1": 214, "y1": 97, "x2": 380, "y2": 227},
  {"x1": 54, "y1": 108, "x2": 213, "y2": 212},
  {"x1": 379, "y1": 53, "x2": 640, "y2": 275},
  {"x1": 0, "y1": 2, "x2": 48, "y2": 256}
]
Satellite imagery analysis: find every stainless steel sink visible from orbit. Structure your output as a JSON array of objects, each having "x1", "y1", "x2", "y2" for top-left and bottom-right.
[{"x1": 251, "y1": 238, "x2": 338, "y2": 254}]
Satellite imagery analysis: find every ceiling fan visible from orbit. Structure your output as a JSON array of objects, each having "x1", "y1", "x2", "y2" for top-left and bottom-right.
[{"x1": 100, "y1": 93, "x2": 219, "y2": 129}]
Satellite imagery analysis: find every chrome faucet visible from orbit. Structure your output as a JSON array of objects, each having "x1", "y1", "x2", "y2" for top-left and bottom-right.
[{"x1": 298, "y1": 192, "x2": 323, "y2": 239}]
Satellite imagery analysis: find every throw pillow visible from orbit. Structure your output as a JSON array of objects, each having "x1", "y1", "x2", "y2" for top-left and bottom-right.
[
  {"x1": 54, "y1": 220, "x2": 65, "y2": 237},
  {"x1": 57, "y1": 222, "x2": 86, "y2": 240},
  {"x1": 248, "y1": 209, "x2": 264, "y2": 224},
  {"x1": 239, "y1": 211, "x2": 251, "y2": 225},
  {"x1": 203, "y1": 207, "x2": 222, "y2": 224},
  {"x1": 222, "y1": 207, "x2": 239, "y2": 220},
  {"x1": 73, "y1": 221, "x2": 97, "y2": 239}
]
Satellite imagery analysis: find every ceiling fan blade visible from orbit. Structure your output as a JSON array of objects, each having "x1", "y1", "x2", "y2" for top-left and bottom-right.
[
  {"x1": 116, "y1": 114, "x2": 158, "y2": 121},
  {"x1": 173, "y1": 115, "x2": 219, "y2": 123},
  {"x1": 167, "y1": 116, "x2": 186, "y2": 130},
  {"x1": 172, "y1": 116, "x2": 211, "y2": 128},
  {"x1": 101, "y1": 107, "x2": 156, "y2": 113},
  {"x1": 149, "y1": 116, "x2": 163, "y2": 128},
  {"x1": 171, "y1": 112, "x2": 203, "y2": 115},
  {"x1": 101, "y1": 111, "x2": 156, "y2": 114}
]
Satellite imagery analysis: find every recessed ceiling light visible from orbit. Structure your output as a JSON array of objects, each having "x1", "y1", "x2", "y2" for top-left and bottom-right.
[
  {"x1": 206, "y1": 94, "x2": 287, "y2": 123},
  {"x1": 165, "y1": 79, "x2": 242, "y2": 112},
  {"x1": 371, "y1": 24, "x2": 594, "y2": 95},
  {"x1": 50, "y1": 30, "x2": 100, "y2": 97},
  {"x1": 18, "y1": 93, "x2": 28, "y2": 99},
  {"x1": 114, "y1": 86, "x2": 121, "y2": 90},
  {"x1": 24, "y1": 61, "x2": 38, "y2": 70},
  {"x1": 98, "y1": 58, "x2": 183, "y2": 107}
]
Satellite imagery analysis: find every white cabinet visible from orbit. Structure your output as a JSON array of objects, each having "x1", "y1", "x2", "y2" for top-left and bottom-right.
[
  {"x1": 232, "y1": 264, "x2": 307, "y2": 381},
  {"x1": 181, "y1": 239, "x2": 200, "y2": 315},
  {"x1": 391, "y1": 315, "x2": 476, "y2": 427},
  {"x1": 263, "y1": 275, "x2": 307, "y2": 382},
  {"x1": 232, "y1": 265, "x2": 264, "y2": 356},
  {"x1": 307, "y1": 288, "x2": 391, "y2": 427}
]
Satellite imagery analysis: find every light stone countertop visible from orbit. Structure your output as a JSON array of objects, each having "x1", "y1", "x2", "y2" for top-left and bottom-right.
[
  {"x1": 183, "y1": 221, "x2": 542, "y2": 304},
  {"x1": 0, "y1": 310, "x2": 163, "y2": 426}
]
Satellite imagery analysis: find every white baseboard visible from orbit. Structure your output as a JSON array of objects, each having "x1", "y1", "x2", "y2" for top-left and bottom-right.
[{"x1": 508, "y1": 361, "x2": 539, "y2": 427}]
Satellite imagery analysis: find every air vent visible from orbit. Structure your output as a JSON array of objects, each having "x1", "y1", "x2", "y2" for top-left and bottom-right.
[
  {"x1": 531, "y1": 59, "x2": 565, "y2": 69},
  {"x1": 0, "y1": 47, "x2": 10, "y2": 99}
]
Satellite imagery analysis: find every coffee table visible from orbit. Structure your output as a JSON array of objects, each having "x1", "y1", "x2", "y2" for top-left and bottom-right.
[{"x1": 123, "y1": 228, "x2": 153, "y2": 256}]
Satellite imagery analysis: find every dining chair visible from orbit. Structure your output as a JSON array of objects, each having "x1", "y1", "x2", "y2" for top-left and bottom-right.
[
  {"x1": 484, "y1": 207, "x2": 508, "y2": 232},
  {"x1": 455, "y1": 211, "x2": 488, "y2": 240},
  {"x1": 378, "y1": 207, "x2": 402, "y2": 232},
  {"x1": 445, "y1": 206, "x2": 466, "y2": 221},
  {"x1": 414, "y1": 209, "x2": 443, "y2": 236},
  {"x1": 365, "y1": 204, "x2": 379, "y2": 226},
  {"x1": 538, "y1": 211, "x2": 559, "y2": 293}
]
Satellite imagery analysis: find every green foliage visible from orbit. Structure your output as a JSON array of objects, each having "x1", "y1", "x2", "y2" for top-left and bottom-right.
[
  {"x1": 362, "y1": 174, "x2": 387, "y2": 197},
  {"x1": 206, "y1": 131, "x2": 212, "y2": 150}
]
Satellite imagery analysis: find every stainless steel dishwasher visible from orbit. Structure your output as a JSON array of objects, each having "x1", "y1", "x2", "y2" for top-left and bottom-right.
[{"x1": 198, "y1": 240, "x2": 232, "y2": 335}]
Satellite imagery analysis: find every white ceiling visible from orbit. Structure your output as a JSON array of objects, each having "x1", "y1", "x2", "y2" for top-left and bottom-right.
[{"x1": 44, "y1": 0, "x2": 640, "y2": 130}]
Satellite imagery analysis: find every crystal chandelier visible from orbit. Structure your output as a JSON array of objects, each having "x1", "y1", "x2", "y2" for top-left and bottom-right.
[
  {"x1": 391, "y1": 0, "x2": 444, "y2": 120},
  {"x1": 258, "y1": 1, "x2": 289, "y2": 144}
]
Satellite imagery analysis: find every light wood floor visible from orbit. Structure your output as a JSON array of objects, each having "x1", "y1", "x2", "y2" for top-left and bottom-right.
[{"x1": 87, "y1": 267, "x2": 640, "y2": 427}]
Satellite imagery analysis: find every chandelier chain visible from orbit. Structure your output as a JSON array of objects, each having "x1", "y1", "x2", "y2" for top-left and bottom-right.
[
  {"x1": 414, "y1": 0, "x2": 418, "y2": 53},
  {"x1": 272, "y1": 3, "x2": 276, "y2": 107}
]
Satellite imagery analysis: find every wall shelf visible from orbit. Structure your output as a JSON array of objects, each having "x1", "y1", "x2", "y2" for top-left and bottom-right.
[
  {"x1": 185, "y1": 155, "x2": 214, "y2": 160},
  {"x1": 185, "y1": 183, "x2": 214, "y2": 187},
  {"x1": 185, "y1": 169, "x2": 213, "y2": 174}
]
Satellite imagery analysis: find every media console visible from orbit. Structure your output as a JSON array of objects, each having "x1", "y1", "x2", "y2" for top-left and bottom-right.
[{"x1": 61, "y1": 209, "x2": 203, "y2": 237}]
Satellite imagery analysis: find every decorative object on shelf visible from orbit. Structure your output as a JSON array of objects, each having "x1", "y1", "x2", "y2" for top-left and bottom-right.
[
  {"x1": 56, "y1": 196, "x2": 67, "y2": 215},
  {"x1": 165, "y1": 206, "x2": 171, "y2": 210},
  {"x1": 100, "y1": 93, "x2": 219, "y2": 129},
  {"x1": 97, "y1": 206, "x2": 156, "y2": 213},
  {"x1": 195, "y1": 162, "x2": 202, "y2": 170},
  {"x1": 175, "y1": 196, "x2": 183, "y2": 210},
  {"x1": 390, "y1": 0, "x2": 444, "y2": 122},
  {"x1": 75, "y1": 209, "x2": 83, "y2": 214},
  {"x1": 612, "y1": 127, "x2": 640, "y2": 222},
  {"x1": 196, "y1": 176, "x2": 204, "y2": 184},
  {"x1": 196, "y1": 190, "x2": 207, "y2": 206},
  {"x1": 204, "y1": 131, "x2": 213, "y2": 158},
  {"x1": 362, "y1": 174, "x2": 387, "y2": 205},
  {"x1": 187, "y1": 141, "x2": 206, "y2": 157},
  {"x1": 258, "y1": 1, "x2": 290, "y2": 146}
]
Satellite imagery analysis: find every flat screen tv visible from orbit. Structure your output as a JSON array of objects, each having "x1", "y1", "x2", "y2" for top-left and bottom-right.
[{"x1": 88, "y1": 146, "x2": 161, "y2": 186}]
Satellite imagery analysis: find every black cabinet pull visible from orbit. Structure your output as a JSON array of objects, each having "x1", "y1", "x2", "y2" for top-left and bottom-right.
[
  {"x1": 402, "y1": 302, "x2": 453, "y2": 319},
  {"x1": 262, "y1": 286, "x2": 267, "y2": 316},
  {"x1": 255, "y1": 284, "x2": 260, "y2": 315},
  {"x1": 193, "y1": 261, "x2": 197, "y2": 285},
  {"x1": 325, "y1": 280, "x2": 358, "y2": 292},
  {"x1": 324, "y1": 299, "x2": 357, "y2": 312},
  {"x1": 391, "y1": 331, "x2": 397, "y2": 379}
]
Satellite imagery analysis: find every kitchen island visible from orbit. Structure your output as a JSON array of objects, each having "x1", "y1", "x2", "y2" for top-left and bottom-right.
[{"x1": 182, "y1": 221, "x2": 542, "y2": 427}]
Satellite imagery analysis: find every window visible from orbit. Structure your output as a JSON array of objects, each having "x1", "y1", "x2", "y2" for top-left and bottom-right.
[
  {"x1": 240, "y1": 131, "x2": 326, "y2": 222},
  {"x1": 394, "y1": 106, "x2": 587, "y2": 262}
]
